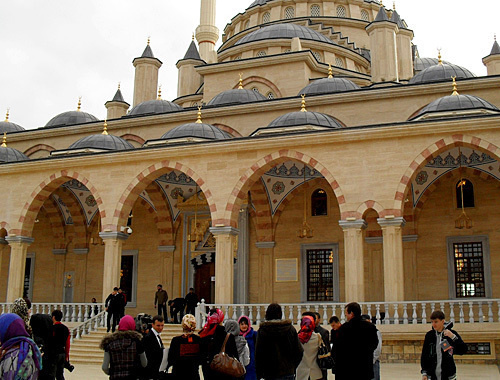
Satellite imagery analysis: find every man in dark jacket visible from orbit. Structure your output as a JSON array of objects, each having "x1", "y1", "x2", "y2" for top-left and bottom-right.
[
  {"x1": 52, "y1": 309, "x2": 71, "y2": 380},
  {"x1": 154, "y1": 284, "x2": 169, "y2": 319},
  {"x1": 255, "y1": 303, "x2": 303, "y2": 380},
  {"x1": 168, "y1": 297, "x2": 187, "y2": 324},
  {"x1": 334, "y1": 302, "x2": 378, "y2": 380},
  {"x1": 421, "y1": 310, "x2": 467, "y2": 380},
  {"x1": 184, "y1": 287, "x2": 199, "y2": 315},
  {"x1": 105, "y1": 287, "x2": 122, "y2": 333},
  {"x1": 142, "y1": 315, "x2": 165, "y2": 379}
]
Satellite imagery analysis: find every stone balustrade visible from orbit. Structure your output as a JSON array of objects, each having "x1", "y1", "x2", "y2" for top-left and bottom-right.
[{"x1": 0, "y1": 302, "x2": 105, "y2": 323}]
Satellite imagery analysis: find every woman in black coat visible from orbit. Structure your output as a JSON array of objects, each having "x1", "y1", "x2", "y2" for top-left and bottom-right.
[{"x1": 199, "y1": 308, "x2": 239, "y2": 380}]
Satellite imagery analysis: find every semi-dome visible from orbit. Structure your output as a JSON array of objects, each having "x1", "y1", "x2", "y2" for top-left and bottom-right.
[
  {"x1": 68, "y1": 133, "x2": 134, "y2": 151},
  {"x1": 235, "y1": 23, "x2": 335, "y2": 46},
  {"x1": 0, "y1": 136, "x2": 29, "y2": 163},
  {"x1": 299, "y1": 77, "x2": 360, "y2": 96},
  {"x1": 128, "y1": 99, "x2": 183, "y2": 116},
  {"x1": 409, "y1": 63, "x2": 475, "y2": 84},
  {"x1": 207, "y1": 87, "x2": 267, "y2": 106},
  {"x1": 161, "y1": 123, "x2": 232, "y2": 140}
]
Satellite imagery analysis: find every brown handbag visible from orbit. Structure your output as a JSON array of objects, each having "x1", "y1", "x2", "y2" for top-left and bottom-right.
[{"x1": 210, "y1": 333, "x2": 246, "y2": 377}]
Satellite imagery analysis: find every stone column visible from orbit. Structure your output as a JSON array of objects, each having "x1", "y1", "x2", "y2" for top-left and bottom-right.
[
  {"x1": 256, "y1": 242, "x2": 275, "y2": 303},
  {"x1": 158, "y1": 245, "x2": 175, "y2": 304},
  {"x1": 100, "y1": 232, "x2": 128, "y2": 302},
  {"x1": 235, "y1": 205, "x2": 250, "y2": 304},
  {"x1": 5, "y1": 236, "x2": 34, "y2": 302},
  {"x1": 377, "y1": 217, "x2": 406, "y2": 302},
  {"x1": 209, "y1": 226, "x2": 238, "y2": 304},
  {"x1": 339, "y1": 219, "x2": 367, "y2": 302},
  {"x1": 74, "y1": 249, "x2": 89, "y2": 303}
]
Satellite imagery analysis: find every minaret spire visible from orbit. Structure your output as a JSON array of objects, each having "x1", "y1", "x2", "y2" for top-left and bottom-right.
[{"x1": 195, "y1": 0, "x2": 219, "y2": 63}]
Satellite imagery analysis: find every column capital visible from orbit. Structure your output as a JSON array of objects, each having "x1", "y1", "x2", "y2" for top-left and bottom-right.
[
  {"x1": 74, "y1": 248, "x2": 89, "y2": 255},
  {"x1": 339, "y1": 219, "x2": 367, "y2": 230},
  {"x1": 5, "y1": 236, "x2": 34, "y2": 245},
  {"x1": 377, "y1": 217, "x2": 406, "y2": 228},
  {"x1": 158, "y1": 245, "x2": 176, "y2": 253},
  {"x1": 255, "y1": 241, "x2": 275, "y2": 249},
  {"x1": 52, "y1": 249, "x2": 67, "y2": 255},
  {"x1": 99, "y1": 232, "x2": 129, "y2": 241},
  {"x1": 209, "y1": 226, "x2": 239, "y2": 236}
]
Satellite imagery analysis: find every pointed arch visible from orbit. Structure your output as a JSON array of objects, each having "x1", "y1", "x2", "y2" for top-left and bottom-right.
[
  {"x1": 39, "y1": 197, "x2": 66, "y2": 250},
  {"x1": 356, "y1": 200, "x2": 385, "y2": 220},
  {"x1": 145, "y1": 182, "x2": 175, "y2": 246},
  {"x1": 249, "y1": 180, "x2": 273, "y2": 242},
  {"x1": 56, "y1": 188, "x2": 88, "y2": 250}
]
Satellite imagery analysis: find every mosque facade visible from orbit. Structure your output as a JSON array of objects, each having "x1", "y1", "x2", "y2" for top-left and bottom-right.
[{"x1": 2, "y1": 0, "x2": 500, "y2": 319}]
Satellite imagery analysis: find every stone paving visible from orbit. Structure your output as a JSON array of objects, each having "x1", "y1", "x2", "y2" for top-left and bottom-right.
[{"x1": 66, "y1": 363, "x2": 500, "y2": 379}]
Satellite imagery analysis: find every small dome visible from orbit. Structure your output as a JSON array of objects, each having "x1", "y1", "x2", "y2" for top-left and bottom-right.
[
  {"x1": 68, "y1": 134, "x2": 134, "y2": 151},
  {"x1": 128, "y1": 99, "x2": 183, "y2": 116},
  {"x1": 44, "y1": 110, "x2": 99, "y2": 128},
  {"x1": 207, "y1": 88, "x2": 267, "y2": 106},
  {"x1": 0, "y1": 146, "x2": 29, "y2": 163},
  {"x1": 411, "y1": 94, "x2": 499, "y2": 120},
  {"x1": 161, "y1": 123, "x2": 232, "y2": 141},
  {"x1": 409, "y1": 63, "x2": 475, "y2": 84},
  {"x1": 267, "y1": 111, "x2": 343, "y2": 129},
  {"x1": 299, "y1": 77, "x2": 360, "y2": 96},
  {"x1": 247, "y1": 0, "x2": 272, "y2": 9},
  {"x1": 413, "y1": 57, "x2": 450, "y2": 73},
  {"x1": 0, "y1": 120, "x2": 24, "y2": 133},
  {"x1": 235, "y1": 24, "x2": 335, "y2": 46}
]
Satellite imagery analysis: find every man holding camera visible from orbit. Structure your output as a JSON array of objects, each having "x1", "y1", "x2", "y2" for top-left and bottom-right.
[{"x1": 421, "y1": 310, "x2": 467, "y2": 380}]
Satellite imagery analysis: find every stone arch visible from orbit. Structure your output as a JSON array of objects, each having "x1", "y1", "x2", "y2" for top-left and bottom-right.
[
  {"x1": 112, "y1": 161, "x2": 213, "y2": 230},
  {"x1": 23, "y1": 144, "x2": 55, "y2": 157},
  {"x1": 56, "y1": 188, "x2": 88, "y2": 250},
  {"x1": 249, "y1": 180, "x2": 273, "y2": 242},
  {"x1": 120, "y1": 134, "x2": 145, "y2": 145},
  {"x1": 356, "y1": 200, "x2": 385, "y2": 220},
  {"x1": 144, "y1": 182, "x2": 175, "y2": 246},
  {"x1": 394, "y1": 134, "x2": 500, "y2": 216},
  {"x1": 224, "y1": 150, "x2": 346, "y2": 227},
  {"x1": 14, "y1": 171, "x2": 105, "y2": 237},
  {"x1": 240, "y1": 76, "x2": 282, "y2": 98},
  {"x1": 213, "y1": 123, "x2": 243, "y2": 138}
]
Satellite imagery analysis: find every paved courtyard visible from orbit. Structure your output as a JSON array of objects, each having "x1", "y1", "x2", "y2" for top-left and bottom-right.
[{"x1": 66, "y1": 363, "x2": 500, "y2": 379}]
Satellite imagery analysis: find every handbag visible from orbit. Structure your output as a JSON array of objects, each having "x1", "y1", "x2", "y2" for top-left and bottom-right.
[
  {"x1": 317, "y1": 335, "x2": 335, "y2": 370},
  {"x1": 210, "y1": 333, "x2": 246, "y2": 377}
]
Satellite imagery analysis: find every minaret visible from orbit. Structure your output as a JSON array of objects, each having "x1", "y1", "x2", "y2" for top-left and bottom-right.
[
  {"x1": 105, "y1": 84, "x2": 130, "y2": 119},
  {"x1": 176, "y1": 36, "x2": 204, "y2": 98},
  {"x1": 366, "y1": 4, "x2": 399, "y2": 82},
  {"x1": 391, "y1": 3, "x2": 414, "y2": 81},
  {"x1": 195, "y1": 0, "x2": 219, "y2": 63},
  {"x1": 132, "y1": 38, "x2": 163, "y2": 106},
  {"x1": 483, "y1": 35, "x2": 500, "y2": 75}
]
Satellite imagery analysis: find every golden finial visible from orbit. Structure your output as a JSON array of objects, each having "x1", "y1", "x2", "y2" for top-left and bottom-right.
[
  {"x1": 380, "y1": 0, "x2": 383, "y2": 7},
  {"x1": 192, "y1": 33, "x2": 195, "y2": 41},
  {"x1": 77, "y1": 97, "x2": 82, "y2": 111},
  {"x1": 102, "y1": 120, "x2": 109, "y2": 135},
  {"x1": 1, "y1": 133, "x2": 6, "y2": 148},
  {"x1": 393, "y1": 1, "x2": 396, "y2": 10},
  {"x1": 328, "y1": 64, "x2": 333, "y2": 78},
  {"x1": 495, "y1": 34, "x2": 497, "y2": 42},
  {"x1": 238, "y1": 73, "x2": 243, "y2": 89},
  {"x1": 157, "y1": 85, "x2": 162, "y2": 100},
  {"x1": 451, "y1": 76, "x2": 459, "y2": 96},
  {"x1": 5, "y1": 109, "x2": 9, "y2": 122},
  {"x1": 147, "y1": 36, "x2": 151, "y2": 45},
  {"x1": 300, "y1": 94, "x2": 307, "y2": 112},
  {"x1": 118, "y1": 82, "x2": 121, "y2": 90},
  {"x1": 438, "y1": 49, "x2": 442, "y2": 65},
  {"x1": 196, "y1": 105, "x2": 203, "y2": 123}
]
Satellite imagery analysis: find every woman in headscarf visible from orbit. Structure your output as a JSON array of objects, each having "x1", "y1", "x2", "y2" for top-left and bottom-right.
[
  {"x1": 225, "y1": 320, "x2": 249, "y2": 380},
  {"x1": 167, "y1": 314, "x2": 202, "y2": 379},
  {"x1": 0, "y1": 313, "x2": 42, "y2": 380},
  {"x1": 31, "y1": 313, "x2": 56, "y2": 380},
  {"x1": 199, "y1": 308, "x2": 239, "y2": 380},
  {"x1": 12, "y1": 298, "x2": 32, "y2": 337},
  {"x1": 100, "y1": 315, "x2": 147, "y2": 380},
  {"x1": 296, "y1": 315, "x2": 322, "y2": 380},
  {"x1": 238, "y1": 315, "x2": 257, "y2": 380}
]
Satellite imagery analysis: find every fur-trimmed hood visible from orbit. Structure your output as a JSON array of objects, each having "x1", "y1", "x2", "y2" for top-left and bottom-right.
[{"x1": 100, "y1": 330, "x2": 142, "y2": 350}]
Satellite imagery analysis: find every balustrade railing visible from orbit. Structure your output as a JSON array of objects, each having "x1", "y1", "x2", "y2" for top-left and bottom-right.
[
  {"x1": 196, "y1": 299, "x2": 500, "y2": 326},
  {"x1": 69, "y1": 310, "x2": 107, "y2": 342}
]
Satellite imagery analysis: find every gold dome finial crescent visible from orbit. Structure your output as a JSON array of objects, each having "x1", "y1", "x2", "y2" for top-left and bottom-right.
[
  {"x1": 77, "y1": 97, "x2": 82, "y2": 111},
  {"x1": 196, "y1": 105, "x2": 203, "y2": 123},
  {"x1": 147, "y1": 36, "x2": 151, "y2": 45},
  {"x1": 438, "y1": 49, "x2": 442, "y2": 65},
  {"x1": 192, "y1": 33, "x2": 195, "y2": 41},
  {"x1": 5, "y1": 108, "x2": 9, "y2": 122},
  {"x1": 393, "y1": 1, "x2": 396, "y2": 10},
  {"x1": 102, "y1": 120, "x2": 109, "y2": 135},
  {"x1": 118, "y1": 82, "x2": 121, "y2": 90},
  {"x1": 380, "y1": 0, "x2": 383, "y2": 7},
  {"x1": 157, "y1": 85, "x2": 162, "y2": 100},
  {"x1": 300, "y1": 94, "x2": 307, "y2": 112},
  {"x1": 1, "y1": 132, "x2": 7, "y2": 148},
  {"x1": 328, "y1": 64, "x2": 333, "y2": 78},
  {"x1": 451, "y1": 76, "x2": 459, "y2": 96},
  {"x1": 238, "y1": 73, "x2": 243, "y2": 89}
]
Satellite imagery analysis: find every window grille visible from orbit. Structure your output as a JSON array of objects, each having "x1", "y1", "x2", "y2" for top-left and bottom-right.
[
  {"x1": 361, "y1": 9, "x2": 370, "y2": 21},
  {"x1": 311, "y1": 5, "x2": 321, "y2": 17},
  {"x1": 266, "y1": 92, "x2": 275, "y2": 99},
  {"x1": 312, "y1": 51, "x2": 322, "y2": 62},
  {"x1": 307, "y1": 249, "x2": 334, "y2": 301},
  {"x1": 257, "y1": 50, "x2": 267, "y2": 57},
  {"x1": 335, "y1": 57, "x2": 344, "y2": 68},
  {"x1": 453, "y1": 242, "x2": 486, "y2": 298},
  {"x1": 244, "y1": 20, "x2": 250, "y2": 29},
  {"x1": 336, "y1": 6, "x2": 346, "y2": 17},
  {"x1": 285, "y1": 7, "x2": 295, "y2": 19},
  {"x1": 262, "y1": 12, "x2": 271, "y2": 23},
  {"x1": 252, "y1": 87, "x2": 260, "y2": 93}
]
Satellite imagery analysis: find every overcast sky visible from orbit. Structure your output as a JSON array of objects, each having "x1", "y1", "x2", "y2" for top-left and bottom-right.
[{"x1": 1, "y1": 0, "x2": 498, "y2": 130}]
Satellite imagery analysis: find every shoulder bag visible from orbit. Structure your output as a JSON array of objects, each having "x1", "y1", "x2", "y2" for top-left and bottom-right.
[
  {"x1": 317, "y1": 335, "x2": 335, "y2": 370},
  {"x1": 210, "y1": 333, "x2": 246, "y2": 377}
]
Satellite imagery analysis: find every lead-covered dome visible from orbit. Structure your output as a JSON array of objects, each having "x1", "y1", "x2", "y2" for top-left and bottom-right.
[
  {"x1": 235, "y1": 24, "x2": 335, "y2": 46},
  {"x1": 413, "y1": 57, "x2": 450, "y2": 73},
  {"x1": 207, "y1": 88, "x2": 267, "y2": 106},
  {"x1": 128, "y1": 99, "x2": 183, "y2": 116},
  {"x1": 0, "y1": 116, "x2": 24, "y2": 133},
  {"x1": 161, "y1": 123, "x2": 232, "y2": 140},
  {"x1": 299, "y1": 77, "x2": 360, "y2": 96},
  {"x1": 68, "y1": 134, "x2": 134, "y2": 151},
  {"x1": 44, "y1": 110, "x2": 99, "y2": 128},
  {"x1": 409, "y1": 63, "x2": 475, "y2": 84},
  {"x1": 0, "y1": 136, "x2": 29, "y2": 163},
  {"x1": 247, "y1": 0, "x2": 272, "y2": 9}
]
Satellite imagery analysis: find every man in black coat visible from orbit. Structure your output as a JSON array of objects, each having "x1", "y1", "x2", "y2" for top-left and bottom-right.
[
  {"x1": 334, "y1": 302, "x2": 378, "y2": 380},
  {"x1": 421, "y1": 310, "x2": 467, "y2": 380},
  {"x1": 142, "y1": 315, "x2": 165, "y2": 379},
  {"x1": 184, "y1": 287, "x2": 199, "y2": 315},
  {"x1": 255, "y1": 303, "x2": 303, "y2": 380},
  {"x1": 168, "y1": 297, "x2": 187, "y2": 324},
  {"x1": 105, "y1": 287, "x2": 122, "y2": 333}
]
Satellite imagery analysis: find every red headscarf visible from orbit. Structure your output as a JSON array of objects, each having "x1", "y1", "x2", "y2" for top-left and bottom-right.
[
  {"x1": 118, "y1": 315, "x2": 136, "y2": 331},
  {"x1": 199, "y1": 309, "x2": 224, "y2": 338},
  {"x1": 238, "y1": 315, "x2": 252, "y2": 338},
  {"x1": 298, "y1": 315, "x2": 315, "y2": 344}
]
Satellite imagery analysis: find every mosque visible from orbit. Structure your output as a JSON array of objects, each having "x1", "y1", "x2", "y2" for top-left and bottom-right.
[{"x1": 1, "y1": 0, "x2": 500, "y2": 323}]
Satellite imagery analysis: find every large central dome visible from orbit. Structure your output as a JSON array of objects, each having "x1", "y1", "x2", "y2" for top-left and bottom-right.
[{"x1": 235, "y1": 24, "x2": 335, "y2": 46}]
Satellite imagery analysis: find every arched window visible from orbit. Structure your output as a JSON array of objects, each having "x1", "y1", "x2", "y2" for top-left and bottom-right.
[
  {"x1": 232, "y1": 55, "x2": 242, "y2": 61},
  {"x1": 456, "y1": 179, "x2": 475, "y2": 208},
  {"x1": 285, "y1": 7, "x2": 295, "y2": 19},
  {"x1": 310, "y1": 4, "x2": 321, "y2": 17},
  {"x1": 244, "y1": 20, "x2": 250, "y2": 29},
  {"x1": 312, "y1": 51, "x2": 322, "y2": 62},
  {"x1": 361, "y1": 9, "x2": 370, "y2": 21},
  {"x1": 335, "y1": 57, "x2": 344, "y2": 68},
  {"x1": 336, "y1": 6, "x2": 346, "y2": 17},
  {"x1": 262, "y1": 12, "x2": 271, "y2": 23},
  {"x1": 266, "y1": 92, "x2": 275, "y2": 99},
  {"x1": 257, "y1": 50, "x2": 267, "y2": 57},
  {"x1": 311, "y1": 189, "x2": 328, "y2": 216}
]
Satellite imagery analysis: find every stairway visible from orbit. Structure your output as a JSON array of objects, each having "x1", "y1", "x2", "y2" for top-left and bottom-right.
[{"x1": 70, "y1": 325, "x2": 184, "y2": 365}]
